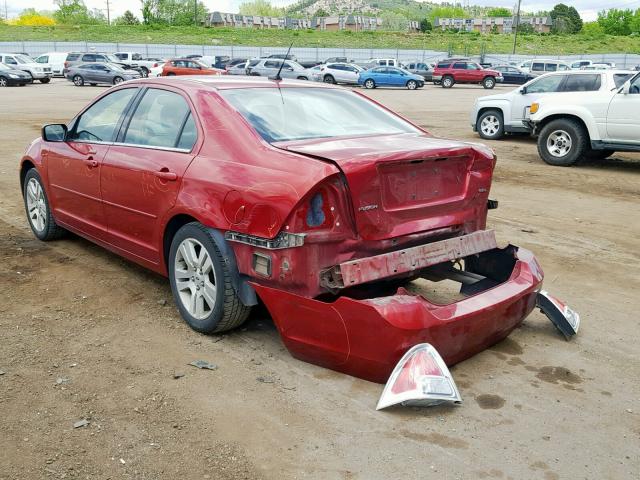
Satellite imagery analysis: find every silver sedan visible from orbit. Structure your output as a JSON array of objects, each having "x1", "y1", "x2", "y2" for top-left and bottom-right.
[{"x1": 66, "y1": 63, "x2": 141, "y2": 86}]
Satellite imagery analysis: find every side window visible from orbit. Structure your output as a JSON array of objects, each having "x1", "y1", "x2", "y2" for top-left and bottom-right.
[
  {"x1": 558, "y1": 64, "x2": 570, "y2": 71},
  {"x1": 452, "y1": 62, "x2": 466, "y2": 69},
  {"x1": 132, "y1": 53, "x2": 143, "y2": 60},
  {"x1": 436, "y1": 62, "x2": 451, "y2": 69},
  {"x1": 36, "y1": 56, "x2": 48, "y2": 63},
  {"x1": 561, "y1": 74, "x2": 601, "y2": 92},
  {"x1": 4, "y1": 56, "x2": 17, "y2": 65},
  {"x1": 177, "y1": 113, "x2": 197, "y2": 150},
  {"x1": 613, "y1": 74, "x2": 633, "y2": 88},
  {"x1": 545, "y1": 63, "x2": 558, "y2": 72},
  {"x1": 187, "y1": 62, "x2": 200, "y2": 69},
  {"x1": 522, "y1": 61, "x2": 532, "y2": 68},
  {"x1": 82, "y1": 54, "x2": 96, "y2": 62},
  {"x1": 629, "y1": 75, "x2": 640, "y2": 94},
  {"x1": 532, "y1": 62, "x2": 544, "y2": 72},
  {"x1": 264, "y1": 60, "x2": 280, "y2": 68},
  {"x1": 67, "y1": 53, "x2": 80, "y2": 61},
  {"x1": 526, "y1": 75, "x2": 566, "y2": 93},
  {"x1": 123, "y1": 89, "x2": 191, "y2": 149},
  {"x1": 71, "y1": 88, "x2": 137, "y2": 142},
  {"x1": 114, "y1": 53, "x2": 127, "y2": 60}
]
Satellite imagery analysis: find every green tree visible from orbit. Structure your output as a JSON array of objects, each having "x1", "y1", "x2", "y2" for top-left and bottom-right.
[
  {"x1": 518, "y1": 22, "x2": 535, "y2": 34},
  {"x1": 597, "y1": 8, "x2": 633, "y2": 35},
  {"x1": 140, "y1": 0, "x2": 208, "y2": 26},
  {"x1": 581, "y1": 21, "x2": 604, "y2": 36},
  {"x1": 550, "y1": 3, "x2": 582, "y2": 33},
  {"x1": 380, "y1": 11, "x2": 409, "y2": 31},
  {"x1": 115, "y1": 10, "x2": 140, "y2": 25},
  {"x1": 53, "y1": 0, "x2": 105, "y2": 24},
  {"x1": 428, "y1": 6, "x2": 468, "y2": 23},
  {"x1": 239, "y1": 0, "x2": 283, "y2": 17},
  {"x1": 487, "y1": 7, "x2": 512, "y2": 17},
  {"x1": 420, "y1": 18, "x2": 432, "y2": 32}
]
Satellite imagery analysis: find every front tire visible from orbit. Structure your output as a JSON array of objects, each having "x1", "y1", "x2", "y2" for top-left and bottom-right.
[
  {"x1": 323, "y1": 74, "x2": 336, "y2": 84},
  {"x1": 442, "y1": 76, "x2": 454, "y2": 88},
  {"x1": 537, "y1": 118, "x2": 589, "y2": 167},
  {"x1": 476, "y1": 110, "x2": 504, "y2": 140},
  {"x1": 364, "y1": 79, "x2": 375, "y2": 89},
  {"x1": 40, "y1": 77, "x2": 51, "y2": 84},
  {"x1": 406, "y1": 80, "x2": 417, "y2": 90},
  {"x1": 22, "y1": 169, "x2": 66, "y2": 241},
  {"x1": 72, "y1": 75, "x2": 84, "y2": 86},
  {"x1": 140, "y1": 67, "x2": 149, "y2": 78},
  {"x1": 482, "y1": 76, "x2": 496, "y2": 89},
  {"x1": 168, "y1": 223, "x2": 250, "y2": 334},
  {"x1": 0, "y1": 76, "x2": 8, "y2": 87},
  {"x1": 113, "y1": 76, "x2": 124, "y2": 85}
]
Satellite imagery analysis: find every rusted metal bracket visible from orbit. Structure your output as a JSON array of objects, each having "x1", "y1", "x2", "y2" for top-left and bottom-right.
[{"x1": 319, "y1": 230, "x2": 498, "y2": 290}]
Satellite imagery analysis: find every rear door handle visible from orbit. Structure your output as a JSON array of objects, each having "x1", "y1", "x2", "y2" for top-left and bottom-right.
[
  {"x1": 154, "y1": 169, "x2": 177, "y2": 181},
  {"x1": 83, "y1": 156, "x2": 98, "y2": 168}
]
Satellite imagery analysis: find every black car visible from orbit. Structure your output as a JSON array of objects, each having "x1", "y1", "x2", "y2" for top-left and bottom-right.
[
  {"x1": 0, "y1": 62, "x2": 31, "y2": 86},
  {"x1": 492, "y1": 65, "x2": 534, "y2": 85}
]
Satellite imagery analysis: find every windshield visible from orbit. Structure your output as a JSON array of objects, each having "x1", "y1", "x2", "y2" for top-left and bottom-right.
[
  {"x1": 220, "y1": 87, "x2": 419, "y2": 143},
  {"x1": 108, "y1": 63, "x2": 125, "y2": 72},
  {"x1": 16, "y1": 54, "x2": 33, "y2": 64},
  {"x1": 105, "y1": 54, "x2": 120, "y2": 63}
]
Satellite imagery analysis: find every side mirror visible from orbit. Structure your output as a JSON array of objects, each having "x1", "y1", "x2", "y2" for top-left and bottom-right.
[
  {"x1": 520, "y1": 86, "x2": 528, "y2": 95},
  {"x1": 42, "y1": 124, "x2": 67, "y2": 142},
  {"x1": 622, "y1": 82, "x2": 631, "y2": 95}
]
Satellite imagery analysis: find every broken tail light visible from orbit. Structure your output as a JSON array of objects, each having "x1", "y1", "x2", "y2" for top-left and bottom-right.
[
  {"x1": 536, "y1": 290, "x2": 580, "y2": 339},
  {"x1": 376, "y1": 344, "x2": 462, "y2": 410}
]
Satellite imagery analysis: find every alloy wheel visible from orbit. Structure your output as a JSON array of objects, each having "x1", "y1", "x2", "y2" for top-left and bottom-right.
[
  {"x1": 480, "y1": 115, "x2": 500, "y2": 137},
  {"x1": 26, "y1": 178, "x2": 47, "y2": 233},
  {"x1": 546, "y1": 130, "x2": 573, "y2": 157},
  {"x1": 173, "y1": 238, "x2": 217, "y2": 320},
  {"x1": 407, "y1": 80, "x2": 417, "y2": 90}
]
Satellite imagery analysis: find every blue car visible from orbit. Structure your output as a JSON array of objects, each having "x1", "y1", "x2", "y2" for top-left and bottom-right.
[{"x1": 358, "y1": 67, "x2": 425, "y2": 90}]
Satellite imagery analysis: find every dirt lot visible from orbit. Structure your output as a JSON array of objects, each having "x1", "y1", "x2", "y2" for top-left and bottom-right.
[{"x1": 0, "y1": 79, "x2": 638, "y2": 480}]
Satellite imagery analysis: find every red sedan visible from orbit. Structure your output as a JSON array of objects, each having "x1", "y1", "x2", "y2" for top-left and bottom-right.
[
  {"x1": 20, "y1": 77, "x2": 578, "y2": 409},
  {"x1": 161, "y1": 58, "x2": 226, "y2": 76}
]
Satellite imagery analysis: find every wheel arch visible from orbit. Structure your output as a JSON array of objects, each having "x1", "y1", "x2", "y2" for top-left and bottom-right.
[
  {"x1": 537, "y1": 113, "x2": 596, "y2": 142},
  {"x1": 20, "y1": 159, "x2": 36, "y2": 191},
  {"x1": 477, "y1": 106, "x2": 505, "y2": 122},
  {"x1": 163, "y1": 213, "x2": 258, "y2": 307}
]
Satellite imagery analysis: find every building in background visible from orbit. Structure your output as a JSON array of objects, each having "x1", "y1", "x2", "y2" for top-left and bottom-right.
[
  {"x1": 434, "y1": 16, "x2": 552, "y2": 34},
  {"x1": 207, "y1": 12, "x2": 419, "y2": 32}
]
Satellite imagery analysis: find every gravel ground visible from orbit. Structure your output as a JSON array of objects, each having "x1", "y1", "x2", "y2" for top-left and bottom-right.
[{"x1": 0, "y1": 79, "x2": 638, "y2": 480}]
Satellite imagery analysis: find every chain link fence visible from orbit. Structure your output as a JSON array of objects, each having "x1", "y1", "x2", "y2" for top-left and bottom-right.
[{"x1": 2, "y1": 41, "x2": 639, "y2": 69}]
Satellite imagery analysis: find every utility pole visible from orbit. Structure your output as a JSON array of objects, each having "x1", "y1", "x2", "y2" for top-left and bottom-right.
[
  {"x1": 194, "y1": 0, "x2": 197, "y2": 26},
  {"x1": 105, "y1": 0, "x2": 111, "y2": 25},
  {"x1": 512, "y1": 0, "x2": 522, "y2": 54},
  {"x1": 4, "y1": 0, "x2": 8, "y2": 22}
]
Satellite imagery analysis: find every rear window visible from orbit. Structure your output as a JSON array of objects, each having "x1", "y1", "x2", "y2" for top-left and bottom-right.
[
  {"x1": 220, "y1": 87, "x2": 418, "y2": 143},
  {"x1": 66, "y1": 53, "x2": 80, "y2": 61},
  {"x1": 436, "y1": 62, "x2": 451, "y2": 69},
  {"x1": 561, "y1": 74, "x2": 601, "y2": 92}
]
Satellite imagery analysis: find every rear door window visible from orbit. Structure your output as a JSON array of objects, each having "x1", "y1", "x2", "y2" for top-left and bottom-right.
[
  {"x1": 545, "y1": 63, "x2": 558, "y2": 72},
  {"x1": 264, "y1": 60, "x2": 280, "y2": 68},
  {"x1": 532, "y1": 62, "x2": 545, "y2": 72},
  {"x1": 123, "y1": 88, "x2": 192, "y2": 149},
  {"x1": 527, "y1": 75, "x2": 566, "y2": 93},
  {"x1": 561, "y1": 74, "x2": 601, "y2": 92},
  {"x1": 82, "y1": 54, "x2": 97, "y2": 62},
  {"x1": 452, "y1": 62, "x2": 466, "y2": 69},
  {"x1": 436, "y1": 62, "x2": 451, "y2": 69}
]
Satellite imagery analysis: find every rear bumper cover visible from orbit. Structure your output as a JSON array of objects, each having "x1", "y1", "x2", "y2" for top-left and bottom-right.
[{"x1": 252, "y1": 243, "x2": 543, "y2": 383}]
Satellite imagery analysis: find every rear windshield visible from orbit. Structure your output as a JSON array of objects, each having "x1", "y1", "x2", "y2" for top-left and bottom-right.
[{"x1": 220, "y1": 87, "x2": 419, "y2": 143}]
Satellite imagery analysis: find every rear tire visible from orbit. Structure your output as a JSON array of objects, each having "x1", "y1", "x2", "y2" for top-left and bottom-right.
[
  {"x1": 537, "y1": 118, "x2": 589, "y2": 167},
  {"x1": 168, "y1": 223, "x2": 250, "y2": 334},
  {"x1": 482, "y1": 76, "x2": 496, "y2": 89},
  {"x1": 39, "y1": 78, "x2": 51, "y2": 84},
  {"x1": 442, "y1": 76, "x2": 454, "y2": 88},
  {"x1": 476, "y1": 110, "x2": 504, "y2": 140},
  {"x1": 323, "y1": 74, "x2": 336, "y2": 84},
  {"x1": 140, "y1": 67, "x2": 149, "y2": 78},
  {"x1": 364, "y1": 79, "x2": 375, "y2": 89},
  {"x1": 72, "y1": 75, "x2": 84, "y2": 86},
  {"x1": 22, "y1": 169, "x2": 66, "y2": 241}
]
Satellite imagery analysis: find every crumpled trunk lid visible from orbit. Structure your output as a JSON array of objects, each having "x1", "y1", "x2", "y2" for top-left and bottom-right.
[{"x1": 275, "y1": 133, "x2": 494, "y2": 241}]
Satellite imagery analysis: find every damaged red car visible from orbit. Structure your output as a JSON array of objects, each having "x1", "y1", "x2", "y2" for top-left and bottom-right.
[{"x1": 20, "y1": 77, "x2": 579, "y2": 409}]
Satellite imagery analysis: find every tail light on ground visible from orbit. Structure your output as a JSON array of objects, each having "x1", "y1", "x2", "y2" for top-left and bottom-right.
[
  {"x1": 377, "y1": 343, "x2": 462, "y2": 410},
  {"x1": 536, "y1": 290, "x2": 580, "y2": 339}
]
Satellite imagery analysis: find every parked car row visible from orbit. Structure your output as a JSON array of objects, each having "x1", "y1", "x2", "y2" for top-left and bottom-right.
[{"x1": 470, "y1": 69, "x2": 639, "y2": 166}]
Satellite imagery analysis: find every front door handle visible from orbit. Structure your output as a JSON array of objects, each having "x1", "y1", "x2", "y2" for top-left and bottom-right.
[
  {"x1": 83, "y1": 156, "x2": 98, "y2": 168},
  {"x1": 154, "y1": 169, "x2": 177, "y2": 181}
]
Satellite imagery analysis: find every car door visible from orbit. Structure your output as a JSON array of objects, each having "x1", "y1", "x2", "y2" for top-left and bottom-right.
[
  {"x1": 606, "y1": 74, "x2": 640, "y2": 142},
  {"x1": 343, "y1": 65, "x2": 359, "y2": 84},
  {"x1": 101, "y1": 86, "x2": 200, "y2": 264},
  {"x1": 94, "y1": 64, "x2": 114, "y2": 83},
  {"x1": 511, "y1": 74, "x2": 566, "y2": 124},
  {"x1": 452, "y1": 62, "x2": 468, "y2": 82},
  {"x1": 46, "y1": 87, "x2": 139, "y2": 239}
]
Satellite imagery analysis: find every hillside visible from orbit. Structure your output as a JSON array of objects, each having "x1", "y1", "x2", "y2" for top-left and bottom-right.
[{"x1": 1, "y1": 25, "x2": 639, "y2": 55}]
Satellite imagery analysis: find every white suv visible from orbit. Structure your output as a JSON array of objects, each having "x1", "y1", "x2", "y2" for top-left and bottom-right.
[
  {"x1": 527, "y1": 72, "x2": 640, "y2": 166},
  {"x1": 470, "y1": 70, "x2": 635, "y2": 140},
  {"x1": 0, "y1": 53, "x2": 52, "y2": 83}
]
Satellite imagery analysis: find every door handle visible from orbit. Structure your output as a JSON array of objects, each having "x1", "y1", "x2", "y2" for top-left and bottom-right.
[
  {"x1": 154, "y1": 169, "x2": 177, "y2": 181},
  {"x1": 83, "y1": 156, "x2": 98, "y2": 168}
]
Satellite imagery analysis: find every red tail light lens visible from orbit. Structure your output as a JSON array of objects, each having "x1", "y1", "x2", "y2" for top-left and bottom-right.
[
  {"x1": 153, "y1": 63, "x2": 158, "y2": 68},
  {"x1": 376, "y1": 343, "x2": 462, "y2": 410}
]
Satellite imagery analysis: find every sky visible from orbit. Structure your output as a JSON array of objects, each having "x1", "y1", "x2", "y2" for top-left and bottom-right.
[{"x1": 4, "y1": 0, "x2": 636, "y2": 22}]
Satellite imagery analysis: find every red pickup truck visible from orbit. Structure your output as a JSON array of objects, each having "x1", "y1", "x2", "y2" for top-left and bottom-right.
[{"x1": 433, "y1": 59, "x2": 503, "y2": 89}]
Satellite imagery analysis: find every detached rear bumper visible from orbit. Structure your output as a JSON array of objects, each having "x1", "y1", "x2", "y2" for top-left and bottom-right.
[{"x1": 252, "y1": 243, "x2": 543, "y2": 384}]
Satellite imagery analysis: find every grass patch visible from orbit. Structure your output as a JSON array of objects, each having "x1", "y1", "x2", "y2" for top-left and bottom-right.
[{"x1": 0, "y1": 24, "x2": 639, "y2": 55}]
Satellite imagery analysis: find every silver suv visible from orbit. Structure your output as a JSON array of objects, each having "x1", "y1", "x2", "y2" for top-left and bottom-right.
[{"x1": 247, "y1": 59, "x2": 310, "y2": 80}]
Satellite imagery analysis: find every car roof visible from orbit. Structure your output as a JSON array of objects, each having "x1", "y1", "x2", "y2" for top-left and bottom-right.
[{"x1": 128, "y1": 76, "x2": 342, "y2": 91}]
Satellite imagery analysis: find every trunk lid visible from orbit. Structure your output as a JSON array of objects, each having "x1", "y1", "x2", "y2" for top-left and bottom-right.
[{"x1": 275, "y1": 133, "x2": 494, "y2": 241}]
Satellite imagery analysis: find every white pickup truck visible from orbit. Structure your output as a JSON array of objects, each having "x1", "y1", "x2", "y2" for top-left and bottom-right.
[
  {"x1": 527, "y1": 72, "x2": 640, "y2": 166},
  {"x1": 113, "y1": 52, "x2": 163, "y2": 77}
]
